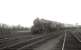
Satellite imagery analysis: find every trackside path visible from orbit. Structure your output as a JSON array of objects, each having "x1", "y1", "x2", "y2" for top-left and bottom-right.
[{"x1": 34, "y1": 34, "x2": 64, "y2": 50}]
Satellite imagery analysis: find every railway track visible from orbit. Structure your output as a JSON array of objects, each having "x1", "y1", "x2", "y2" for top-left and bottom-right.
[
  {"x1": 1, "y1": 32, "x2": 60, "y2": 50},
  {"x1": 61, "y1": 31, "x2": 81, "y2": 50},
  {"x1": 2, "y1": 31, "x2": 81, "y2": 50}
]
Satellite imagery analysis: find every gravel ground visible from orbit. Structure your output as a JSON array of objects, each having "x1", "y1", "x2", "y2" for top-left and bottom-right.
[{"x1": 33, "y1": 34, "x2": 64, "y2": 50}]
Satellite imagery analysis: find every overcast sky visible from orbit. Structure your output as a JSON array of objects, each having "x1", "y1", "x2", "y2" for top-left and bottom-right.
[{"x1": 0, "y1": 0, "x2": 81, "y2": 27}]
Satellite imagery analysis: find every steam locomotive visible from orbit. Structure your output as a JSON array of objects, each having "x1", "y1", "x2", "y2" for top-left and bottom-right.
[{"x1": 31, "y1": 18, "x2": 64, "y2": 34}]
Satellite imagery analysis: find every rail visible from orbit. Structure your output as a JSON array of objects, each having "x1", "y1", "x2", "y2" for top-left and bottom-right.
[{"x1": 2, "y1": 33, "x2": 56, "y2": 50}]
